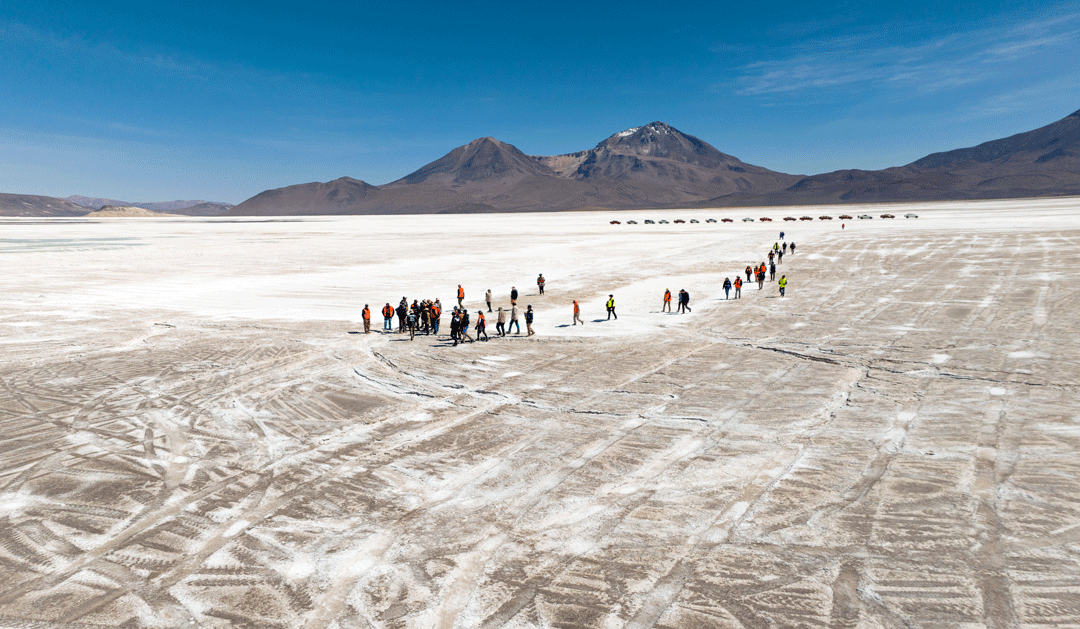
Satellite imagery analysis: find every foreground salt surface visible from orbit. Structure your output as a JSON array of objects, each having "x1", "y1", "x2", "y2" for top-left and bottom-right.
[{"x1": 0, "y1": 198, "x2": 1078, "y2": 627}]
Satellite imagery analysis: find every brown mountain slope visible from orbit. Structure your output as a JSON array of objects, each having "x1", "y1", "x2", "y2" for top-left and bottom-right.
[
  {"x1": 714, "y1": 109, "x2": 1080, "y2": 206},
  {"x1": 230, "y1": 177, "x2": 379, "y2": 216},
  {"x1": 0, "y1": 194, "x2": 89, "y2": 217},
  {"x1": 229, "y1": 123, "x2": 797, "y2": 215}
]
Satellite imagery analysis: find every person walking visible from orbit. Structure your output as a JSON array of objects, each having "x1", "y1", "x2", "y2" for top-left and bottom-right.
[
  {"x1": 768, "y1": 250, "x2": 775, "y2": 265},
  {"x1": 362, "y1": 304, "x2": 371, "y2": 333},
  {"x1": 525, "y1": 305, "x2": 535, "y2": 336},
  {"x1": 606, "y1": 295, "x2": 617, "y2": 320},
  {"x1": 450, "y1": 309, "x2": 461, "y2": 345},
  {"x1": 509, "y1": 304, "x2": 520, "y2": 334},
  {"x1": 459, "y1": 310, "x2": 473, "y2": 343},
  {"x1": 407, "y1": 307, "x2": 417, "y2": 340},
  {"x1": 510, "y1": 286, "x2": 519, "y2": 304},
  {"x1": 723, "y1": 277, "x2": 731, "y2": 299},
  {"x1": 790, "y1": 242, "x2": 796, "y2": 254},
  {"x1": 457, "y1": 285, "x2": 465, "y2": 308},
  {"x1": 573, "y1": 300, "x2": 584, "y2": 325},
  {"x1": 745, "y1": 265, "x2": 753, "y2": 283},
  {"x1": 734, "y1": 276, "x2": 742, "y2": 299},
  {"x1": 397, "y1": 299, "x2": 408, "y2": 332},
  {"x1": 780, "y1": 230, "x2": 785, "y2": 240},
  {"x1": 757, "y1": 264, "x2": 766, "y2": 290},
  {"x1": 773, "y1": 242, "x2": 780, "y2": 253},
  {"x1": 677, "y1": 289, "x2": 690, "y2": 313},
  {"x1": 496, "y1": 307, "x2": 507, "y2": 336},
  {"x1": 769, "y1": 261, "x2": 776, "y2": 281},
  {"x1": 537, "y1": 274, "x2": 545, "y2": 295},
  {"x1": 663, "y1": 289, "x2": 672, "y2": 312},
  {"x1": 779, "y1": 275, "x2": 787, "y2": 297},
  {"x1": 476, "y1": 311, "x2": 489, "y2": 341},
  {"x1": 777, "y1": 248, "x2": 783, "y2": 264},
  {"x1": 485, "y1": 289, "x2": 492, "y2": 312},
  {"x1": 782, "y1": 242, "x2": 788, "y2": 254},
  {"x1": 430, "y1": 301, "x2": 442, "y2": 335},
  {"x1": 382, "y1": 303, "x2": 394, "y2": 331}
]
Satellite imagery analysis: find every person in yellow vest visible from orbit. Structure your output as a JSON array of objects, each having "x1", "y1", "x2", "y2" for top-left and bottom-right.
[
  {"x1": 606, "y1": 295, "x2": 617, "y2": 320},
  {"x1": 362, "y1": 304, "x2": 371, "y2": 333},
  {"x1": 778, "y1": 275, "x2": 787, "y2": 297},
  {"x1": 573, "y1": 300, "x2": 584, "y2": 325}
]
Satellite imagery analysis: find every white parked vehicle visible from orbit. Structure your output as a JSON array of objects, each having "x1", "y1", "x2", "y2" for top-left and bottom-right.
[
  {"x1": 858, "y1": 214, "x2": 873, "y2": 219},
  {"x1": 742, "y1": 217, "x2": 755, "y2": 222},
  {"x1": 905, "y1": 213, "x2": 919, "y2": 218}
]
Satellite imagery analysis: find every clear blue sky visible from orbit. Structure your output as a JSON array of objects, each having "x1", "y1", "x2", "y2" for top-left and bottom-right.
[{"x1": 1, "y1": 0, "x2": 1077, "y2": 203}]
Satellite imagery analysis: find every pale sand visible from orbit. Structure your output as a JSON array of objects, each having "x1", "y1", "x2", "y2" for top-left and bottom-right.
[{"x1": 0, "y1": 198, "x2": 1078, "y2": 627}]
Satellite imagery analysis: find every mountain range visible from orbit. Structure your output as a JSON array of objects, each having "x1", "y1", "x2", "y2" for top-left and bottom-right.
[{"x1": 2, "y1": 109, "x2": 1077, "y2": 217}]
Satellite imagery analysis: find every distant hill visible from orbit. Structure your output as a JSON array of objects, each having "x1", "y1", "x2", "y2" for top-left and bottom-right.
[
  {"x1": 230, "y1": 123, "x2": 799, "y2": 215},
  {"x1": 710, "y1": 108, "x2": 1080, "y2": 206},
  {"x1": 0, "y1": 193, "x2": 88, "y2": 217},
  {"x1": 67, "y1": 196, "x2": 234, "y2": 214},
  {"x1": 85, "y1": 205, "x2": 182, "y2": 217}
]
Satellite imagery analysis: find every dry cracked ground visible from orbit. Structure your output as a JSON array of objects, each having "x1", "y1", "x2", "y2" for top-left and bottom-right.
[{"x1": 0, "y1": 203, "x2": 1079, "y2": 628}]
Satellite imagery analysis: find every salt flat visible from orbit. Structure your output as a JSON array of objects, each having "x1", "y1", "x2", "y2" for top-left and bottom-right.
[{"x1": 0, "y1": 198, "x2": 1078, "y2": 628}]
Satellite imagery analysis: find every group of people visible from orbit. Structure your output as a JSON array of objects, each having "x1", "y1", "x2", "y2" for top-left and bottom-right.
[
  {"x1": 361, "y1": 281, "x2": 540, "y2": 344},
  {"x1": 721, "y1": 236, "x2": 794, "y2": 300},
  {"x1": 360, "y1": 233, "x2": 798, "y2": 339}
]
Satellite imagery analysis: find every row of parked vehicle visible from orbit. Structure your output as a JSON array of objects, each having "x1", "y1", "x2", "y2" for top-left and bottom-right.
[{"x1": 610, "y1": 213, "x2": 917, "y2": 225}]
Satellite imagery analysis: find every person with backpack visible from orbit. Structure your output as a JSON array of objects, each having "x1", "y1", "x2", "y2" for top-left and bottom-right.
[
  {"x1": 496, "y1": 307, "x2": 507, "y2": 336},
  {"x1": 382, "y1": 303, "x2": 394, "y2": 331},
  {"x1": 606, "y1": 295, "x2": 617, "y2": 320},
  {"x1": 459, "y1": 310, "x2": 473, "y2": 343},
  {"x1": 723, "y1": 278, "x2": 732, "y2": 299},
  {"x1": 662, "y1": 289, "x2": 672, "y2": 312},
  {"x1": 362, "y1": 305, "x2": 371, "y2": 333},
  {"x1": 734, "y1": 276, "x2": 742, "y2": 299},
  {"x1": 476, "y1": 311, "x2": 489, "y2": 341},
  {"x1": 508, "y1": 304, "x2": 520, "y2": 334},
  {"x1": 779, "y1": 275, "x2": 788, "y2": 297},
  {"x1": 407, "y1": 307, "x2": 418, "y2": 340},
  {"x1": 525, "y1": 305, "x2": 535, "y2": 336},
  {"x1": 537, "y1": 274, "x2": 545, "y2": 295},
  {"x1": 450, "y1": 309, "x2": 461, "y2": 345},
  {"x1": 573, "y1": 300, "x2": 584, "y2": 325}
]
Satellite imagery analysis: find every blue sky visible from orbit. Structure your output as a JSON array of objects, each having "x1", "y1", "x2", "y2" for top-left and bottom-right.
[{"x1": 1, "y1": 0, "x2": 1077, "y2": 203}]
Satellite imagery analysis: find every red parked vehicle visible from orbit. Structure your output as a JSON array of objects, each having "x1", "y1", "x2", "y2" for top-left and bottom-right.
[{"x1": 721, "y1": 218, "x2": 734, "y2": 223}]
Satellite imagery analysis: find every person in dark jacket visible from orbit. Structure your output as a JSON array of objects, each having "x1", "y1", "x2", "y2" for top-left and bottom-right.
[
  {"x1": 525, "y1": 305, "x2": 535, "y2": 336},
  {"x1": 723, "y1": 278, "x2": 732, "y2": 299},
  {"x1": 678, "y1": 289, "x2": 691, "y2": 313}
]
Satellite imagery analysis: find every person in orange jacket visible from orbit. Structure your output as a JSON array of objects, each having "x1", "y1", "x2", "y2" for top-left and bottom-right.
[
  {"x1": 663, "y1": 289, "x2": 672, "y2": 312},
  {"x1": 457, "y1": 285, "x2": 465, "y2": 307},
  {"x1": 382, "y1": 303, "x2": 394, "y2": 331},
  {"x1": 475, "y1": 310, "x2": 489, "y2": 341},
  {"x1": 362, "y1": 304, "x2": 371, "y2": 333},
  {"x1": 573, "y1": 300, "x2": 584, "y2": 325},
  {"x1": 733, "y1": 276, "x2": 742, "y2": 299}
]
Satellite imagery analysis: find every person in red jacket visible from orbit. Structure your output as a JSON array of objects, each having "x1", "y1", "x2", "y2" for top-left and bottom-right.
[
  {"x1": 573, "y1": 300, "x2": 584, "y2": 325},
  {"x1": 362, "y1": 305, "x2": 371, "y2": 333},
  {"x1": 457, "y1": 285, "x2": 465, "y2": 307}
]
